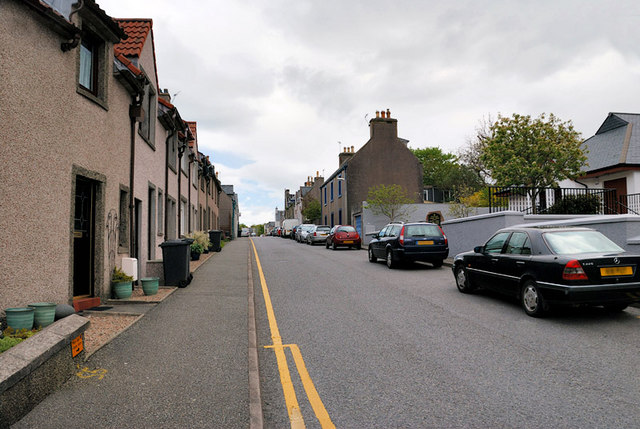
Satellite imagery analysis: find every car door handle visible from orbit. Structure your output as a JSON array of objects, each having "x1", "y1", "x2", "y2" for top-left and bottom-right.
[
  {"x1": 491, "y1": 258, "x2": 499, "y2": 263},
  {"x1": 516, "y1": 261, "x2": 525, "y2": 265}
]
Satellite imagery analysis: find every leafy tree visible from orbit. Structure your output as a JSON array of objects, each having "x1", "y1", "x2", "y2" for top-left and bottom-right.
[
  {"x1": 481, "y1": 113, "x2": 587, "y2": 213},
  {"x1": 365, "y1": 184, "x2": 414, "y2": 222},
  {"x1": 251, "y1": 224, "x2": 265, "y2": 236},
  {"x1": 302, "y1": 198, "x2": 321, "y2": 223},
  {"x1": 411, "y1": 147, "x2": 483, "y2": 195},
  {"x1": 458, "y1": 115, "x2": 493, "y2": 185}
]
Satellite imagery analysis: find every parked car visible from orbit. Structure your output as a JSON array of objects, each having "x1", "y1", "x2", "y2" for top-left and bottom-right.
[
  {"x1": 306, "y1": 225, "x2": 331, "y2": 245},
  {"x1": 290, "y1": 225, "x2": 300, "y2": 240},
  {"x1": 296, "y1": 224, "x2": 315, "y2": 242},
  {"x1": 368, "y1": 222, "x2": 448, "y2": 269},
  {"x1": 326, "y1": 225, "x2": 361, "y2": 250},
  {"x1": 452, "y1": 226, "x2": 640, "y2": 317}
]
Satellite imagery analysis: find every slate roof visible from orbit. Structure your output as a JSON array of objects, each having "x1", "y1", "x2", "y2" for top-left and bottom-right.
[
  {"x1": 583, "y1": 113, "x2": 640, "y2": 172},
  {"x1": 113, "y1": 19, "x2": 152, "y2": 57}
]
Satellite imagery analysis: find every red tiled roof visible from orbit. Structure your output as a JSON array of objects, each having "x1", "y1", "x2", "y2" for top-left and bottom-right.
[
  {"x1": 115, "y1": 52, "x2": 142, "y2": 76},
  {"x1": 158, "y1": 97, "x2": 174, "y2": 109},
  {"x1": 186, "y1": 121, "x2": 197, "y2": 142},
  {"x1": 113, "y1": 19, "x2": 152, "y2": 57}
]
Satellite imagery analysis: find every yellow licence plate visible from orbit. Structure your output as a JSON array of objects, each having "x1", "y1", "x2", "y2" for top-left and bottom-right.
[
  {"x1": 600, "y1": 266, "x2": 633, "y2": 277},
  {"x1": 417, "y1": 240, "x2": 434, "y2": 245},
  {"x1": 344, "y1": 240, "x2": 354, "y2": 244}
]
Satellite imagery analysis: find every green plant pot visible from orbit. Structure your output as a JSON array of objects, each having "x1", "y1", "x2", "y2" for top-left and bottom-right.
[
  {"x1": 5, "y1": 307, "x2": 35, "y2": 330},
  {"x1": 113, "y1": 281, "x2": 133, "y2": 299},
  {"x1": 28, "y1": 302, "x2": 56, "y2": 327},
  {"x1": 141, "y1": 277, "x2": 159, "y2": 296}
]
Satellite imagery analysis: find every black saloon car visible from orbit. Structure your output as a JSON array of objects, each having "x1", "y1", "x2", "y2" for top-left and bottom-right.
[
  {"x1": 452, "y1": 226, "x2": 640, "y2": 317},
  {"x1": 368, "y1": 222, "x2": 449, "y2": 268}
]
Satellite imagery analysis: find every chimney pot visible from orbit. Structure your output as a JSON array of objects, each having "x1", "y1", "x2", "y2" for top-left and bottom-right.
[
  {"x1": 381, "y1": 110, "x2": 386, "y2": 119},
  {"x1": 387, "y1": 108, "x2": 390, "y2": 117},
  {"x1": 351, "y1": 146, "x2": 354, "y2": 153},
  {"x1": 376, "y1": 111, "x2": 380, "y2": 118}
]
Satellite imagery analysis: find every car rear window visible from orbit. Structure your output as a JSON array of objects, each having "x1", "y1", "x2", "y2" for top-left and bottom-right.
[
  {"x1": 338, "y1": 226, "x2": 356, "y2": 232},
  {"x1": 405, "y1": 225, "x2": 442, "y2": 238},
  {"x1": 317, "y1": 227, "x2": 330, "y2": 232},
  {"x1": 543, "y1": 230, "x2": 624, "y2": 254}
]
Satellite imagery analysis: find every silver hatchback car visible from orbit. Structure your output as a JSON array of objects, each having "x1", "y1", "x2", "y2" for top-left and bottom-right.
[
  {"x1": 296, "y1": 224, "x2": 316, "y2": 242},
  {"x1": 306, "y1": 225, "x2": 331, "y2": 245}
]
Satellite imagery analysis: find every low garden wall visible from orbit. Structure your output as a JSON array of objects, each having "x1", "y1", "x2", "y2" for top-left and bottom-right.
[{"x1": 0, "y1": 314, "x2": 89, "y2": 427}]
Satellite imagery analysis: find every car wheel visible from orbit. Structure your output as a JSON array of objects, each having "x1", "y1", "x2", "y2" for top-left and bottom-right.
[
  {"x1": 386, "y1": 249, "x2": 396, "y2": 269},
  {"x1": 356, "y1": 244, "x2": 361, "y2": 250},
  {"x1": 521, "y1": 280, "x2": 547, "y2": 317},
  {"x1": 325, "y1": 240, "x2": 330, "y2": 249},
  {"x1": 432, "y1": 259, "x2": 443, "y2": 268},
  {"x1": 368, "y1": 246, "x2": 377, "y2": 262},
  {"x1": 604, "y1": 303, "x2": 628, "y2": 312},
  {"x1": 454, "y1": 265, "x2": 475, "y2": 294},
  {"x1": 332, "y1": 241, "x2": 337, "y2": 250}
]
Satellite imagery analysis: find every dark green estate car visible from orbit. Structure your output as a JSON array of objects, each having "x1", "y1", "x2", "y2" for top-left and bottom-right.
[{"x1": 368, "y1": 222, "x2": 449, "y2": 269}]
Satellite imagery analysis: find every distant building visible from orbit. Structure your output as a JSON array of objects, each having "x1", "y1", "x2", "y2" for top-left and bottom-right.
[{"x1": 320, "y1": 109, "x2": 423, "y2": 235}]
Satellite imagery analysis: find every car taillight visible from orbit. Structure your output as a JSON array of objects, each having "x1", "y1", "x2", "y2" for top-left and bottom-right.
[
  {"x1": 563, "y1": 260, "x2": 588, "y2": 281},
  {"x1": 399, "y1": 226, "x2": 405, "y2": 246},
  {"x1": 313, "y1": 232, "x2": 317, "y2": 236},
  {"x1": 438, "y1": 226, "x2": 448, "y2": 245}
]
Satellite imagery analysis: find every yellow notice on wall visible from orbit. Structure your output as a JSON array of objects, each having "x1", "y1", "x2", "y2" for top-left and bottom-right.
[{"x1": 71, "y1": 335, "x2": 84, "y2": 357}]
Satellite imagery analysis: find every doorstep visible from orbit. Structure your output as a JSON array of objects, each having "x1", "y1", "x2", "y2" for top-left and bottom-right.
[{"x1": 72, "y1": 297, "x2": 101, "y2": 312}]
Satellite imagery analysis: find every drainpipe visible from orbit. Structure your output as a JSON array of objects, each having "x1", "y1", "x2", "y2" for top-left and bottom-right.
[
  {"x1": 177, "y1": 136, "x2": 187, "y2": 237},
  {"x1": 164, "y1": 125, "x2": 176, "y2": 238},
  {"x1": 188, "y1": 153, "x2": 193, "y2": 233},
  {"x1": 129, "y1": 94, "x2": 143, "y2": 258}
]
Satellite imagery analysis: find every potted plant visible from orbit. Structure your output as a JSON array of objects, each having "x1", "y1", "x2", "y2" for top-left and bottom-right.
[
  {"x1": 187, "y1": 231, "x2": 210, "y2": 261},
  {"x1": 112, "y1": 267, "x2": 134, "y2": 299},
  {"x1": 190, "y1": 241, "x2": 204, "y2": 260}
]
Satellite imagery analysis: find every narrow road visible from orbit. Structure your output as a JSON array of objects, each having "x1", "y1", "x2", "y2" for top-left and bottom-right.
[{"x1": 252, "y1": 236, "x2": 640, "y2": 428}]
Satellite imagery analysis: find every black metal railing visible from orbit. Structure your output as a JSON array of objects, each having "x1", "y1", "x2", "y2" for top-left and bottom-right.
[{"x1": 488, "y1": 186, "x2": 620, "y2": 215}]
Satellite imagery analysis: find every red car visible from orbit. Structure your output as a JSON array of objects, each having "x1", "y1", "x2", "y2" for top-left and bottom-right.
[{"x1": 326, "y1": 225, "x2": 361, "y2": 250}]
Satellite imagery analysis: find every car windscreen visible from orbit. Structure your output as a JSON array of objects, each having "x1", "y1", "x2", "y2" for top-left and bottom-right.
[
  {"x1": 337, "y1": 226, "x2": 356, "y2": 232},
  {"x1": 405, "y1": 225, "x2": 442, "y2": 238},
  {"x1": 543, "y1": 230, "x2": 624, "y2": 254}
]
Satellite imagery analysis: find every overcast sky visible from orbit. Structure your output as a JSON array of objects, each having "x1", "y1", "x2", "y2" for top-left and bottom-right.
[{"x1": 104, "y1": 0, "x2": 640, "y2": 226}]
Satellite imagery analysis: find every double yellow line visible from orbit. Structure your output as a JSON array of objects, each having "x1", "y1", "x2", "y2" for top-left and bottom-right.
[{"x1": 250, "y1": 239, "x2": 335, "y2": 429}]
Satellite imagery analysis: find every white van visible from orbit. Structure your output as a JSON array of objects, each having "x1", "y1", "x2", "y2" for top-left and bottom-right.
[{"x1": 281, "y1": 219, "x2": 298, "y2": 238}]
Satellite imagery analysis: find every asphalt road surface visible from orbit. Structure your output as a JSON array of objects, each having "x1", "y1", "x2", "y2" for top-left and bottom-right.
[{"x1": 252, "y1": 236, "x2": 640, "y2": 428}]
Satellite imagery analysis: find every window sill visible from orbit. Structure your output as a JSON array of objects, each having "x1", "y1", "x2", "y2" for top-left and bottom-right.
[{"x1": 77, "y1": 87, "x2": 108, "y2": 111}]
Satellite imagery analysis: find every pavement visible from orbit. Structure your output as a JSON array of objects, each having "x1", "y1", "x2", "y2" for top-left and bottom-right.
[{"x1": 14, "y1": 238, "x2": 261, "y2": 428}]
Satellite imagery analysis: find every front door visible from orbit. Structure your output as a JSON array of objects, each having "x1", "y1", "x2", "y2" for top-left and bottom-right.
[
  {"x1": 604, "y1": 178, "x2": 627, "y2": 214},
  {"x1": 73, "y1": 177, "x2": 96, "y2": 297}
]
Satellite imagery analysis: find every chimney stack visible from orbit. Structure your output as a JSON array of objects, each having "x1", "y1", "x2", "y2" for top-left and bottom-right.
[
  {"x1": 369, "y1": 108, "x2": 398, "y2": 139},
  {"x1": 339, "y1": 145, "x2": 356, "y2": 166}
]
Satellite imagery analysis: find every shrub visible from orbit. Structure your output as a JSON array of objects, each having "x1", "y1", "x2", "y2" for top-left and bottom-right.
[
  {"x1": 547, "y1": 194, "x2": 601, "y2": 215},
  {"x1": 187, "y1": 231, "x2": 210, "y2": 251},
  {"x1": 0, "y1": 337, "x2": 23, "y2": 353},
  {"x1": 0, "y1": 327, "x2": 41, "y2": 354},
  {"x1": 112, "y1": 266, "x2": 133, "y2": 283},
  {"x1": 190, "y1": 242, "x2": 204, "y2": 254}
]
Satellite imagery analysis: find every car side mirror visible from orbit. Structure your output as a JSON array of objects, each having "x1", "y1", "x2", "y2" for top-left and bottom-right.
[{"x1": 474, "y1": 246, "x2": 484, "y2": 254}]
